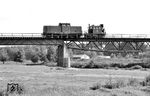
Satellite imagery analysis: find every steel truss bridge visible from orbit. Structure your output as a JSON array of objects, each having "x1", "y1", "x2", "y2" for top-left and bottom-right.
[{"x1": 0, "y1": 33, "x2": 150, "y2": 53}]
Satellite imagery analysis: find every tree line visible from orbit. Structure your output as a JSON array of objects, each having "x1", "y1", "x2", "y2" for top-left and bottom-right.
[{"x1": 0, "y1": 45, "x2": 57, "y2": 64}]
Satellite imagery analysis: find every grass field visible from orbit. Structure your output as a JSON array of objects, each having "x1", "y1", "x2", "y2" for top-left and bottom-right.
[{"x1": 0, "y1": 62, "x2": 150, "y2": 96}]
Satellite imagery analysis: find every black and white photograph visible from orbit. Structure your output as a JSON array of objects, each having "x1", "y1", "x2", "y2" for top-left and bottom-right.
[{"x1": 0, "y1": 0, "x2": 150, "y2": 96}]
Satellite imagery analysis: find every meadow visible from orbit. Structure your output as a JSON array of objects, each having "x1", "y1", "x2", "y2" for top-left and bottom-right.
[{"x1": 0, "y1": 60, "x2": 150, "y2": 96}]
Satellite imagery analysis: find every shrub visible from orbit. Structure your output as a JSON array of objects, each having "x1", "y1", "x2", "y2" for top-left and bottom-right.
[
  {"x1": 142, "y1": 74, "x2": 150, "y2": 86},
  {"x1": 0, "y1": 49, "x2": 9, "y2": 64},
  {"x1": 71, "y1": 63, "x2": 85, "y2": 68},
  {"x1": 84, "y1": 60, "x2": 95, "y2": 68},
  {"x1": 0, "y1": 55, "x2": 8, "y2": 64},
  {"x1": 102, "y1": 81, "x2": 116, "y2": 89},
  {"x1": 102, "y1": 79, "x2": 127, "y2": 89},
  {"x1": 145, "y1": 75, "x2": 150, "y2": 84},
  {"x1": 91, "y1": 79, "x2": 126, "y2": 90},
  {"x1": 110, "y1": 63, "x2": 124, "y2": 68},
  {"x1": 127, "y1": 78, "x2": 140, "y2": 86},
  {"x1": 14, "y1": 51, "x2": 24, "y2": 63},
  {"x1": 38, "y1": 53, "x2": 49, "y2": 64},
  {"x1": 129, "y1": 65, "x2": 143, "y2": 70},
  {"x1": 124, "y1": 63, "x2": 138, "y2": 68},
  {"x1": 90, "y1": 83, "x2": 101, "y2": 90},
  {"x1": 47, "y1": 46, "x2": 57, "y2": 62},
  {"x1": 115, "y1": 79, "x2": 126, "y2": 88},
  {"x1": 125, "y1": 63, "x2": 146, "y2": 68},
  {"x1": 94, "y1": 64, "x2": 110, "y2": 69},
  {"x1": 6, "y1": 47, "x2": 18, "y2": 61},
  {"x1": 102, "y1": 79, "x2": 126, "y2": 89},
  {"x1": 31, "y1": 54, "x2": 39, "y2": 63},
  {"x1": 111, "y1": 93, "x2": 118, "y2": 96}
]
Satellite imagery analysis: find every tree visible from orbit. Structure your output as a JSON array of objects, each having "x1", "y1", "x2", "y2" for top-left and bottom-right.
[
  {"x1": 110, "y1": 53, "x2": 116, "y2": 58},
  {"x1": 14, "y1": 51, "x2": 24, "y2": 63},
  {"x1": 6, "y1": 47, "x2": 19, "y2": 61},
  {"x1": 31, "y1": 54, "x2": 39, "y2": 63},
  {"x1": 0, "y1": 49, "x2": 9, "y2": 64},
  {"x1": 47, "y1": 46, "x2": 57, "y2": 62},
  {"x1": 38, "y1": 52, "x2": 48, "y2": 64}
]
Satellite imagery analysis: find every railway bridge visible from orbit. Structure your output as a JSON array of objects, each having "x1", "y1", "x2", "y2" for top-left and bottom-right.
[{"x1": 0, "y1": 33, "x2": 150, "y2": 67}]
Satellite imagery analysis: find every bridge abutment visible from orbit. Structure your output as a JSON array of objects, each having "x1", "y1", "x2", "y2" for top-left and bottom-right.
[{"x1": 57, "y1": 44, "x2": 70, "y2": 67}]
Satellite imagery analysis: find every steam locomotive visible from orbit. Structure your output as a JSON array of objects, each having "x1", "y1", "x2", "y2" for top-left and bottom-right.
[
  {"x1": 84, "y1": 24, "x2": 106, "y2": 38},
  {"x1": 43, "y1": 23, "x2": 106, "y2": 38}
]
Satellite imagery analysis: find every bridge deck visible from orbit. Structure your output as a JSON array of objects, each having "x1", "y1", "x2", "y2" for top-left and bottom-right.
[
  {"x1": 0, "y1": 33, "x2": 150, "y2": 37},
  {"x1": 0, "y1": 33, "x2": 150, "y2": 42},
  {"x1": 0, "y1": 33, "x2": 150, "y2": 38},
  {"x1": 0, "y1": 33, "x2": 149, "y2": 42}
]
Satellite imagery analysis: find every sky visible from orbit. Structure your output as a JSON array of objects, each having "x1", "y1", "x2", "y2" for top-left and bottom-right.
[{"x1": 0, "y1": 0, "x2": 150, "y2": 34}]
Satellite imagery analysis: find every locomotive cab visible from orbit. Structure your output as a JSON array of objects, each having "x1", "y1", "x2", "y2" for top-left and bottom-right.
[{"x1": 59, "y1": 23, "x2": 70, "y2": 26}]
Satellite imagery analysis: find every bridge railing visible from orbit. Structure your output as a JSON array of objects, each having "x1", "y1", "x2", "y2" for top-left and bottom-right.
[
  {"x1": 0, "y1": 33, "x2": 150, "y2": 38},
  {"x1": 105, "y1": 34, "x2": 150, "y2": 38},
  {"x1": 0, "y1": 33, "x2": 42, "y2": 37}
]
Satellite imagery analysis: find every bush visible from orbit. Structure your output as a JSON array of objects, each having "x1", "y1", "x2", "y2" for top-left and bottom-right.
[
  {"x1": 71, "y1": 62, "x2": 85, "y2": 68},
  {"x1": 0, "y1": 49, "x2": 9, "y2": 64},
  {"x1": 31, "y1": 54, "x2": 39, "y2": 63},
  {"x1": 129, "y1": 65, "x2": 143, "y2": 70},
  {"x1": 47, "y1": 46, "x2": 57, "y2": 62},
  {"x1": 115, "y1": 79, "x2": 126, "y2": 88},
  {"x1": 90, "y1": 83, "x2": 101, "y2": 90},
  {"x1": 14, "y1": 51, "x2": 24, "y2": 63},
  {"x1": 127, "y1": 78, "x2": 140, "y2": 86},
  {"x1": 123, "y1": 63, "x2": 150, "y2": 69},
  {"x1": 110, "y1": 63, "x2": 124, "y2": 68},
  {"x1": 141, "y1": 74, "x2": 150, "y2": 86},
  {"x1": 145, "y1": 75, "x2": 150, "y2": 84},
  {"x1": 0, "y1": 55, "x2": 8, "y2": 64},
  {"x1": 38, "y1": 53, "x2": 49, "y2": 64},
  {"x1": 102, "y1": 79, "x2": 126, "y2": 89},
  {"x1": 84, "y1": 60, "x2": 95, "y2": 68},
  {"x1": 90, "y1": 79, "x2": 126, "y2": 90},
  {"x1": 84, "y1": 60, "x2": 110, "y2": 69},
  {"x1": 102, "y1": 81, "x2": 117, "y2": 89},
  {"x1": 94, "y1": 64, "x2": 110, "y2": 69},
  {"x1": 6, "y1": 47, "x2": 18, "y2": 61}
]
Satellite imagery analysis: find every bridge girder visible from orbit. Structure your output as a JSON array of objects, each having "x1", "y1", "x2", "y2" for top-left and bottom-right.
[
  {"x1": 65, "y1": 41, "x2": 150, "y2": 53},
  {"x1": 0, "y1": 37, "x2": 63, "y2": 45},
  {"x1": 0, "y1": 37, "x2": 149, "y2": 53}
]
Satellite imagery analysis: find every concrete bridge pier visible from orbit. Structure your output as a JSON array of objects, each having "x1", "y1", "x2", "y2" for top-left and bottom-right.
[{"x1": 57, "y1": 44, "x2": 70, "y2": 67}]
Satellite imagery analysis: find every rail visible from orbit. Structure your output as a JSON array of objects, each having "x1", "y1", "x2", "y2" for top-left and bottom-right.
[
  {"x1": 0, "y1": 33, "x2": 150, "y2": 38},
  {"x1": 0, "y1": 33, "x2": 42, "y2": 37},
  {"x1": 105, "y1": 34, "x2": 150, "y2": 38}
]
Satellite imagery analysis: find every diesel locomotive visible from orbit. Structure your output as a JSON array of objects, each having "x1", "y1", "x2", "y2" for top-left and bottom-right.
[
  {"x1": 43, "y1": 23, "x2": 82, "y2": 38},
  {"x1": 43, "y1": 23, "x2": 106, "y2": 38}
]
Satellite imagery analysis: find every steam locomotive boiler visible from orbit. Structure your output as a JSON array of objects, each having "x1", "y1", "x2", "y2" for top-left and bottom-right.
[
  {"x1": 43, "y1": 23, "x2": 82, "y2": 38},
  {"x1": 84, "y1": 24, "x2": 106, "y2": 38}
]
